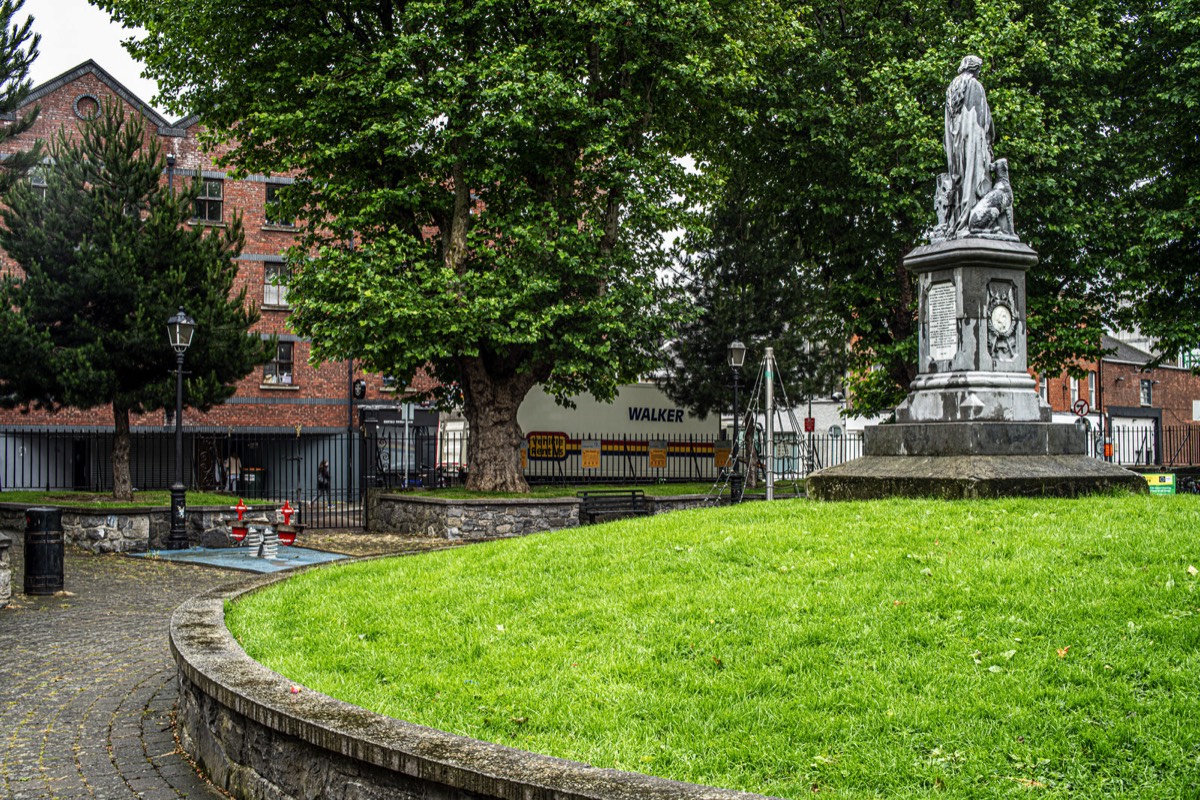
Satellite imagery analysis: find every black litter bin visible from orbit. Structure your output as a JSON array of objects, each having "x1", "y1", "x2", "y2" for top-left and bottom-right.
[
  {"x1": 239, "y1": 468, "x2": 267, "y2": 499},
  {"x1": 24, "y1": 507, "x2": 63, "y2": 595}
]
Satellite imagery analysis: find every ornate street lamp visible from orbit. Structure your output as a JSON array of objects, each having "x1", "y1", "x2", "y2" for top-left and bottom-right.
[
  {"x1": 728, "y1": 340, "x2": 746, "y2": 503},
  {"x1": 166, "y1": 308, "x2": 195, "y2": 550}
]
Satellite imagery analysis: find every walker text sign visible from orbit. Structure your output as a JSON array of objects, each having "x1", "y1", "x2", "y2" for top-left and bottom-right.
[
  {"x1": 526, "y1": 431, "x2": 568, "y2": 461},
  {"x1": 628, "y1": 407, "x2": 687, "y2": 423}
]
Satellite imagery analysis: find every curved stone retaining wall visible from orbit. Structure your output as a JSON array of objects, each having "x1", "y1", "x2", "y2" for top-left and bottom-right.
[
  {"x1": 173, "y1": 569, "x2": 768, "y2": 800},
  {"x1": 0, "y1": 504, "x2": 278, "y2": 553},
  {"x1": 369, "y1": 493, "x2": 715, "y2": 538}
]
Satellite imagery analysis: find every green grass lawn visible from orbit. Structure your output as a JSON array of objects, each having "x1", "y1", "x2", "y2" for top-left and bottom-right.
[
  {"x1": 227, "y1": 495, "x2": 1200, "y2": 798},
  {"x1": 0, "y1": 489, "x2": 242, "y2": 508},
  {"x1": 413, "y1": 481, "x2": 718, "y2": 498},
  {"x1": 412, "y1": 480, "x2": 804, "y2": 499}
]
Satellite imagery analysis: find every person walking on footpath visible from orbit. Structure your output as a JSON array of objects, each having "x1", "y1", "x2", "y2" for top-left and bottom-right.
[
  {"x1": 315, "y1": 459, "x2": 331, "y2": 505},
  {"x1": 224, "y1": 450, "x2": 242, "y2": 492}
]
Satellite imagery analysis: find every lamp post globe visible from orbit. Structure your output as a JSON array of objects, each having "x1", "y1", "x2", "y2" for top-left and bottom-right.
[
  {"x1": 728, "y1": 340, "x2": 746, "y2": 503},
  {"x1": 166, "y1": 308, "x2": 195, "y2": 550}
]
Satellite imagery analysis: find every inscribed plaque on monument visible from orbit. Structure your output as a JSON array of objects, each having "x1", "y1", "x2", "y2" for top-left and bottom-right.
[{"x1": 928, "y1": 282, "x2": 958, "y2": 361}]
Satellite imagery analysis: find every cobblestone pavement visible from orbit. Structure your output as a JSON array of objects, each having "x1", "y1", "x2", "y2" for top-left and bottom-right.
[{"x1": 1, "y1": 542, "x2": 233, "y2": 799}]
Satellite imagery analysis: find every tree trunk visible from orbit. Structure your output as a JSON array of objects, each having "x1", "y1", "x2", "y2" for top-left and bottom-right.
[
  {"x1": 112, "y1": 405, "x2": 133, "y2": 501},
  {"x1": 460, "y1": 356, "x2": 539, "y2": 493}
]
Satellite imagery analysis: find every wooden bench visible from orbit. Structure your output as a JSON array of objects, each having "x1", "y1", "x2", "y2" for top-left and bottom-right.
[{"x1": 576, "y1": 490, "x2": 651, "y2": 524}]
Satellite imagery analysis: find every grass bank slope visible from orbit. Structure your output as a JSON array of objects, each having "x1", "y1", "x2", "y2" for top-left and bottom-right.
[{"x1": 228, "y1": 496, "x2": 1200, "y2": 798}]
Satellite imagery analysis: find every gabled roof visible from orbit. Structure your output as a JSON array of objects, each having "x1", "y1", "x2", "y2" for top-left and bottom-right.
[
  {"x1": 20, "y1": 60, "x2": 193, "y2": 135},
  {"x1": 1101, "y1": 334, "x2": 1154, "y2": 366}
]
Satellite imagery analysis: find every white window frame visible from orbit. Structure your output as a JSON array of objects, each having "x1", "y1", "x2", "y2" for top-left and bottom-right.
[
  {"x1": 263, "y1": 341, "x2": 295, "y2": 386},
  {"x1": 264, "y1": 260, "x2": 290, "y2": 307}
]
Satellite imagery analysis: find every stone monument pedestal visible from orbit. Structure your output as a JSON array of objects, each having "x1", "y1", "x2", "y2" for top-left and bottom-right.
[{"x1": 807, "y1": 238, "x2": 1146, "y2": 500}]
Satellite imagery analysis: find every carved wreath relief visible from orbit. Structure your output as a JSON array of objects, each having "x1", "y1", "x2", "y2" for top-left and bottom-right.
[{"x1": 986, "y1": 281, "x2": 1017, "y2": 360}]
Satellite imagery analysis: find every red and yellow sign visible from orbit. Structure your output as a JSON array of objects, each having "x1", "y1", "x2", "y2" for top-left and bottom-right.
[
  {"x1": 648, "y1": 440, "x2": 668, "y2": 469},
  {"x1": 526, "y1": 431, "x2": 568, "y2": 461}
]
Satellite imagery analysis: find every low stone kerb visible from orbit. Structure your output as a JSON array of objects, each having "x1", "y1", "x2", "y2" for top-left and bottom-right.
[{"x1": 172, "y1": 566, "x2": 772, "y2": 800}]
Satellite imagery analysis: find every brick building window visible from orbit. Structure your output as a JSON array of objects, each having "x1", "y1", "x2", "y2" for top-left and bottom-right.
[
  {"x1": 263, "y1": 341, "x2": 294, "y2": 385},
  {"x1": 1088, "y1": 371, "x2": 1096, "y2": 400},
  {"x1": 1139, "y1": 379, "x2": 1153, "y2": 407},
  {"x1": 264, "y1": 261, "x2": 289, "y2": 307},
  {"x1": 1070, "y1": 377, "x2": 1079, "y2": 405},
  {"x1": 1039, "y1": 376, "x2": 1048, "y2": 401},
  {"x1": 29, "y1": 167, "x2": 47, "y2": 200},
  {"x1": 194, "y1": 179, "x2": 223, "y2": 222},
  {"x1": 264, "y1": 184, "x2": 293, "y2": 227}
]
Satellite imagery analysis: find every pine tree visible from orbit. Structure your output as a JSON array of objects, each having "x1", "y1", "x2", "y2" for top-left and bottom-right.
[
  {"x1": 0, "y1": 102, "x2": 273, "y2": 499},
  {"x1": 0, "y1": 0, "x2": 40, "y2": 192}
]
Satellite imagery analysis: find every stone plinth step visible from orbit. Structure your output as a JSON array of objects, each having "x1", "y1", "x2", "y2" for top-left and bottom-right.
[{"x1": 806, "y1": 454, "x2": 1148, "y2": 501}]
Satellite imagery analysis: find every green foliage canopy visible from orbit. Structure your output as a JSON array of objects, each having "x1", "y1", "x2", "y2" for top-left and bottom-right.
[
  {"x1": 98, "y1": 0, "x2": 795, "y2": 488},
  {"x1": 0, "y1": 0, "x2": 39, "y2": 192},
  {"x1": 94, "y1": 0, "x2": 794, "y2": 395},
  {"x1": 667, "y1": 0, "x2": 1180, "y2": 417}
]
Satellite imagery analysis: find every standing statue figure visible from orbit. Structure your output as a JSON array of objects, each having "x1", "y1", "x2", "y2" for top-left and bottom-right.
[{"x1": 934, "y1": 55, "x2": 1015, "y2": 241}]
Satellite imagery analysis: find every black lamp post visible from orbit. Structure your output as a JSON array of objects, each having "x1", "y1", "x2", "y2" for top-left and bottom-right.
[
  {"x1": 166, "y1": 308, "x2": 195, "y2": 550},
  {"x1": 728, "y1": 339, "x2": 746, "y2": 503}
]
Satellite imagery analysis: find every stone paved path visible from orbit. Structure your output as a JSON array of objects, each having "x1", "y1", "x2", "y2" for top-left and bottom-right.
[{"x1": 1, "y1": 542, "x2": 233, "y2": 799}]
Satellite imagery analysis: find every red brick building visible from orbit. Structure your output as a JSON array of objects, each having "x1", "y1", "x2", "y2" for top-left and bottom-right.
[
  {"x1": 1037, "y1": 335, "x2": 1200, "y2": 466},
  {"x1": 0, "y1": 62, "x2": 434, "y2": 497}
]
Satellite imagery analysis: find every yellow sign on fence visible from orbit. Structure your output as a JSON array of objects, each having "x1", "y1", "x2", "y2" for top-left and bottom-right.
[
  {"x1": 580, "y1": 439, "x2": 601, "y2": 469},
  {"x1": 714, "y1": 440, "x2": 732, "y2": 468},
  {"x1": 648, "y1": 440, "x2": 668, "y2": 469}
]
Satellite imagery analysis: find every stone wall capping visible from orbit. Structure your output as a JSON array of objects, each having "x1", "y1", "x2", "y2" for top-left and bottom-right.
[
  {"x1": 172, "y1": 569, "x2": 770, "y2": 800},
  {"x1": 0, "y1": 503, "x2": 282, "y2": 552},
  {"x1": 369, "y1": 492, "x2": 720, "y2": 539},
  {"x1": 377, "y1": 492, "x2": 581, "y2": 507}
]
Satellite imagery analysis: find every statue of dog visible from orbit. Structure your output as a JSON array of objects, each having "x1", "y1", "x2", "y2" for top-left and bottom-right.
[{"x1": 968, "y1": 158, "x2": 1014, "y2": 238}]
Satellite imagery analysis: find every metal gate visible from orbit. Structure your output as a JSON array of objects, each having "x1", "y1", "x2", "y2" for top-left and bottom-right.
[{"x1": 209, "y1": 430, "x2": 366, "y2": 531}]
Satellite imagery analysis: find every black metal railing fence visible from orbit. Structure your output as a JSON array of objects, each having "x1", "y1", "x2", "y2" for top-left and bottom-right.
[{"x1": 2, "y1": 423, "x2": 1196, "y2": 522}]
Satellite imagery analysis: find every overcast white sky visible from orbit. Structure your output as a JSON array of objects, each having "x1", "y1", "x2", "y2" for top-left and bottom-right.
[{"x1": 21, "y1": 0, "x2": 167, "y2": 116}]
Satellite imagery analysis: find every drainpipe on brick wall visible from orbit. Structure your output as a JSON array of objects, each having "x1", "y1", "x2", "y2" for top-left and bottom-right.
[{"x1": 347, "y1": 359, "x2": 355, "y2": 518}]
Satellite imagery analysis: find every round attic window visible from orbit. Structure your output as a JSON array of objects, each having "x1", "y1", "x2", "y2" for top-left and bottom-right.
[{"x1": 73, "y1": 94, "x2": 100, "y2": 120}]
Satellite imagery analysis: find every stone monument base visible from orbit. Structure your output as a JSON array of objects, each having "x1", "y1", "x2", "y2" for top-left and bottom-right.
[
  {"x1": 807, "y1": 422, "x2": 1147, "y2": 500},
  {"x1": 807, "y1": 454, "x2": 1147, "y2": 500}
]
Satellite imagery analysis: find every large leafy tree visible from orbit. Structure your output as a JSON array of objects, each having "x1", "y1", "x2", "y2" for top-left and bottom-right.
[
  {"x1": 661, "y1": 170, "x2": 848, "y2": 419},
  {"x1": 670, "y1": 0, "x2": 1134, "y2": 417},
  {"x1": 0, "y1": 103, "x2": 272, "y2": 500},
  {"x1": 97, "y1": 0, "x2": 788, "y2": 491},
  {"x1": 1105, "y1": 0, "x2": 1200, "y2": 364}
]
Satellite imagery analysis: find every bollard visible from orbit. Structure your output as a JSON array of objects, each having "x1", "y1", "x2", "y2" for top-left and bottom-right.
[{"x1": 24, "y1": 507, "x2": 64, "y2": 595}]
